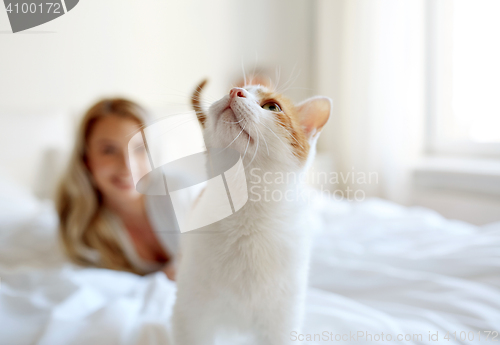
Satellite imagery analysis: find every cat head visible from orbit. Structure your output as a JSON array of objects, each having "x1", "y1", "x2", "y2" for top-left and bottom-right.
[{"x1": 193, "y1": 80, "x2": 331, "y2": 171}]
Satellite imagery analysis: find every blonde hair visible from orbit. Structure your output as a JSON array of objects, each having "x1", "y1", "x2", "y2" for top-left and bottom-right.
[{"x1": 56, "y1": 98, "x2": 150, "y2": 274}]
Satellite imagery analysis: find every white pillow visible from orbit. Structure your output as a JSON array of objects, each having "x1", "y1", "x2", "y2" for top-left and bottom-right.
[{"x1": 0, "y1": 168, "x2": 41, "y2": 230}]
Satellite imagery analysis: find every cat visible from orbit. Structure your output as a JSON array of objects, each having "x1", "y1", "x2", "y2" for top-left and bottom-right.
[{"x1": 172, "y1": 78, "x2": 331, "y2": 345}]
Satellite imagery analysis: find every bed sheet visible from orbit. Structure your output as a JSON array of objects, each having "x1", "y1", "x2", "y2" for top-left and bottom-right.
[{"x1": 1, "y1": 184, "x2": 499, "y2": 344}]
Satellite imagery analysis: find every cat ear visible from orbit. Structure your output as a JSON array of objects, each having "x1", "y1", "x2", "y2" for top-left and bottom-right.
[{"x1": 296, "y1": 96, "x2": 332, "y2": 139}]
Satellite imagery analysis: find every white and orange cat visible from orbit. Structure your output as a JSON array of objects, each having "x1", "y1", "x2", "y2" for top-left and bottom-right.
[{"x1": 172, "y1": 79, "x2": 331, "y2": 345}]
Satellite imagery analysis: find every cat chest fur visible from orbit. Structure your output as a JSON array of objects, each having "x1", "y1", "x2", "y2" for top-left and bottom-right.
[{"x1": 193, "y1": 190, "x2": 309, "y2": 298}]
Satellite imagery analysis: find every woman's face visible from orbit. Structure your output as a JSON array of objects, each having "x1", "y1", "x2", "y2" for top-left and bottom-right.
[{"x1": 86, "y1": 115, "x2": 149, "y2": 204}]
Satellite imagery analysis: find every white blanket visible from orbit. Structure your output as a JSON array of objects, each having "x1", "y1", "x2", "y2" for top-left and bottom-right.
[{"x1": 1, "y1": 181, "x2": 499, "y2": 344}]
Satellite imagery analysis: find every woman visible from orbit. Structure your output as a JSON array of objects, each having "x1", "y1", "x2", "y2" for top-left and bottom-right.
[{"x1": 56, "y1": 98, "x2": 180, "y2": 280}]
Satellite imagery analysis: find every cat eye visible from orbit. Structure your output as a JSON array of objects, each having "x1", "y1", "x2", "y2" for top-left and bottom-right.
[{"x1": 261, "y1": 102, "x2": 282, "y2": 112}]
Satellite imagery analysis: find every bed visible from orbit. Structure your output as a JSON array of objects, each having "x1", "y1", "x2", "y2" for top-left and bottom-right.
[{"x1": 1, "y1": 171, "x2": 499, "y2": 345}]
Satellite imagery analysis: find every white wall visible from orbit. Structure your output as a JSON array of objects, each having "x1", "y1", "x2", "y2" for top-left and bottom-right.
[
  {"x1": 0, "y1": 0, "x2": 314, "y2": 192},
  {"x1": 314, "y1": 0, "x2": 426, "y2": 202}
]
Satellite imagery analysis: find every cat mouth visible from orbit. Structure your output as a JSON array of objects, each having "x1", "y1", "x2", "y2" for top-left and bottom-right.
[{"x1": 221, "y1": 107, "x2": 251, "y2": 140}]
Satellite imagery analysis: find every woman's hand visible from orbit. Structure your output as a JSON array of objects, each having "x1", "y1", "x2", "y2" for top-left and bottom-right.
[{"x1": 162, "y1": 261, "x2": 177, "y2": 281}]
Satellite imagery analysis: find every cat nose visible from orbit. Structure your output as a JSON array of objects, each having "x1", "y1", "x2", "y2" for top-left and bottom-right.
[{"x1": 229, "y1": 87, "x2": 248, "y2": 99}]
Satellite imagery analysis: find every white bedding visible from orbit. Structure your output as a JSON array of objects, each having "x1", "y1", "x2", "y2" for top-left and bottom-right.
[{"x1": 1, "y1": 178, "x2": 499, "y2": 344}]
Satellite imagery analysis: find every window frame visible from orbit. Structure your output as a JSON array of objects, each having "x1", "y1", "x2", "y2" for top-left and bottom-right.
[{"x1": 425, "y1": 0, "x2": 500, "y2": 158}]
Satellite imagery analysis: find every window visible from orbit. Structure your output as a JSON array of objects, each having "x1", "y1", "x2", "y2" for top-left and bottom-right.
[{"x1": 426, "y1": 0, "x2": 500, "y2": 157}]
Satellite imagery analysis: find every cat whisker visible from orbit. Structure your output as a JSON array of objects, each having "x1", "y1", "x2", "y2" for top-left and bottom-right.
[
  {"x1": 282, "y1": 71, "x2": 302, "y2": 95},
  {"x1": 254, "y1": 125, "x2": 270, "y2": 156},
  {"x1": 274, "y1": 120, "x2": 305, "y2": 150},
  {"x1": 260, "y1": 122, "x2": 291, "y2": 152},
  {"x1": 241, "y1": 60, "x2": 247, "y2": 87},
  {"x1": 237, "y1": 128, "x2": 252, "y2": 175},
  {"x1": 279, "y1": 86, "x2": 312, "y2": 91},
  {"x1": 245, "y1": 124, "x2": 260, "y2": 168},
  {"x1": 242, "y1": 131, "x2": 251, "y2": 162},
  {"x1": 251, "y1": 54, "x2": 259, "y2": 84},
  {"x1": 220, "y1": 119, "x2": 248, "y2": 152},
  {"x1": 221, "y1": 118, "x2": 245, "y2": 124},
  {"x1": 276, "y1": 62, "x2": 300, "y2": 94},
  {"x1": 260, "y1": 123, "x2": 295, "y2": 159},
  {"x1": 275, "y1": 66, "x2": 282, "y2": 92},
  {"x1": 151, "y1": 118, "x2": 199, "y2": 140},
  {"x1": 134, "y1": 113, "x2": 193, "y2": 132}
]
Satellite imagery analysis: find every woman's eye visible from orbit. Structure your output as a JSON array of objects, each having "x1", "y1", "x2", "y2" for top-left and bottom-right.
[
  {"x1": 102, "y1": 146, "x2": 117, "y2": 155},
  {"x1": 261, "y1": 102, "x2": 282, "y2": 112}
]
